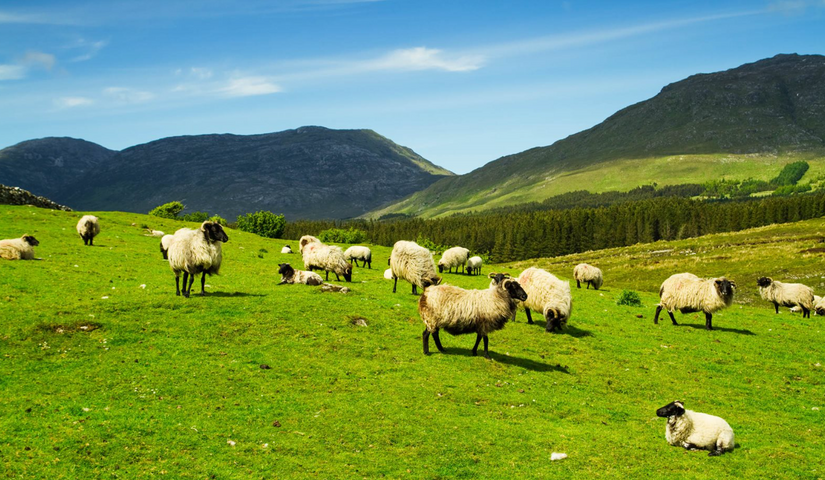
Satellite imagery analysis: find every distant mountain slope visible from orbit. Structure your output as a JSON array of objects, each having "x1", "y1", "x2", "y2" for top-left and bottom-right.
[{"x1": 372, "y1": 53, "x2": 825, "y2": 218}]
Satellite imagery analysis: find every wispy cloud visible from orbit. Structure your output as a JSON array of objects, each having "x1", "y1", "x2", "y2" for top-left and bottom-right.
[
  {"x1": 66, "y1": 39, "x2": 108, "y2": 62},
  {"x1": 369, "y1": 47, "x2": 484, "y2": 72},
  {"x1": 54, "y1": 97, "x2": 94, "y2": 108},
  {"x1": 104, "y1": 87, "x2": 155, "y2": 104},
  {"x1": 220, "y1": 76, "x2": 282, "y2": 97},
  {"x1": 768, "y1": 0, "x2": 825, "y2": 14},
  {"x1": 22, "y1": 51, "x2": 56, "y2": 70},
  {"x1": 0, "y1": 65, "x2": 26, "y2": 81}
]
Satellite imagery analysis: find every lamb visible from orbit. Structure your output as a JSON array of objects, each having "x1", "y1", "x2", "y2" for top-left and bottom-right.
[
  {"x1": 438, "y1": 246, "x2": 470, "y2": 274},
  {"x1": 299, "y1": 235, "x2": 320, "y2": 254},
  {"x1": 573, "y1": 263, "x2": 603, "y2": 290},
  {"x1": 514, "y1": 267, "x2": 573, "y2": 332},
  {"x1": 160, "y1": 234, "x2": 175, "y2": 260},
  {"x1": 281, "y1": 245, "x2": 293, "y2": 254},
  {"x1": 302, "y1": 242, "x2": 353, "y2": 282},
  {"x1": 76, "y1": 215, "x2": 100, "y2": 246},
  {"x1": 656, "y1": 401, "x2": 735, "y2": 456},
  {"x1": 419, "y1": 273, "x2": 528, "y2": 359},
  {"x1": 757, "y1": 277, "x2": 815, "y2": 318},
  {"x1": 465, "y1": 256, "x2": 483, "y2": 276},
  {"x1": 344, "y1": 246, "x2": 372, "y2": 269},
  {"x1": 389, "y1": 240, "x2": 442, "y2": 294},
  {"x1": 278, "y1": 263, "x2": 323, "y2": 286},
  {"x1": 167, "y1": 221, "x2": 229, "y2": 297},
  {"x1": 0, "y1": 234, "x2": 39, "y2": 260},
  {"x1": 654, "y1": 273, "x2": 736, "y2": 330}
]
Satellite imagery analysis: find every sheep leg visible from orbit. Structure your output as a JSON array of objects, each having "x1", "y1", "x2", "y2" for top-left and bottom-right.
[
  {"x1": 803, "y1": 307, "x2": 810, "y2": 318},
  {"x1": 576, "y1": 280, "x2": 581, "y2": 289},
  {"x1": 773, "y1": 302, "x2": 779, "y2": 314},
  {"x1": 367, "y1": 260, "x2": 371, "y2": 269},
  {"x1": 667, "y1": 311, "x2": 678, "y2": 325},
  {"x1": 393, "y1": 277, "x2": 398, "y2": 293},
  {"x1": 705, "y1": 312, "x2": 713, "y2": 330},
  {"x1": 471, "y1": 334, "x2": 483, "y2": 356},
  {"x1": 654, "y1": 305, "x2": 662, "y2": 324},
  {"x1": 181, "y1": 272, "x2": 189, "y2": 297},
  {"x1": 325, "y1": 271, "x2": 330, "y2": 281},
  {"x1": 186, "y1": 273, "x2": 195, "y2": 298},
  {"x1": 334, "y1": 272, "x2": 341, "y2": 281},
  {"x1": 200, "y1": 273, "x2": 207, "y2": 296},
  {"x1": 175, "y1": 275, "x2": 181, "y2": 296},
  {"x1": 525, "y1": 308, "x2": 534, "y2": 324},
  {"x1": 587, "y1": 281, "x2": 591, "y2": 289},
  {"x1": 412, "y1": 284, "x2": 418, "y2": 295},
  {"x1": 482, "y1": 336, "x2": 490, "y2": 359},
  {"x1": 432, "y1": 329, "x2": 445, "y2": 353},
  {"x1": 422, "y1": 329, "x2": 431, "y2": 355},
  {"x1": 89, "y1": 237, "x2": 94, "y2": 246}
]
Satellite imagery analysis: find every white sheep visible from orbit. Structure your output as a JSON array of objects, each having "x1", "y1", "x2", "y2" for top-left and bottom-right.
[
  {"x1": 0, "y1": 234, "x2": 40, "y2": 260},
  {"x1": 278, "y1": 263, "x2": 322, "y2": 286},
  {"x1": 344, "y1": 246, "x2": 372, "y2": 269},
  {"x1": 167, "y1": 221, "x2": 229, "y2": 297},
  {"x1": 757, "y1": 277, "x2": 815, "y2": 318},
  {"x1": 281, "y1": 245, "x2": 293, "y2": 254},
  {"x1": 160, "y1": 234, "x2": 175, "y2": 260},
  {"x1": 76, "y1": 215, "x2": 100, "y2": 246},
  {"x1": 465, "y1": 256, "x2": 483, "y2": 276},
  {"x1": 656, "y1": 401, "x2": 735, "y2": 456},
  {"x1": 514, "y1": 267, "x2": 573, "y2": 332},
  {"x1": 654, "y1": 273, "x2": 736, "y2": 330},
  {"x1": 389, "y1": 240, "x2": 442, "y2": 294},
  {"x1": 299, "y1": 235, "x2": 320, "y2": 254},
  {"x1": 573, "y1": 263, "x2": 603, "y2": 290},
  {"x1": 418, "y1": 273, "x2": 528, "y2": 359},
  {"x1": 438, "y1": 246, "x2": 470, "y2": 274},
  {"x1": 302, "y1": 242, "x2": 352, "y2": 282},
  {"x1": 814, "y1": 296, "x2": 825, "y2": 316},
  {"x1": 383, "y1": 268, "x2": 394, "y2": 280}
]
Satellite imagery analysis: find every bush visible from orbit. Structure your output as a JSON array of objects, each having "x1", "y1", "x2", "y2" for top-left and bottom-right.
[
  {"x1": 180, "y1": 211, "x2": 209, "y2": 223},
  {"x1": 207, "y1": 215, "x2": 227, "y2": 227},
  {"x1": 415, "y1": 235, "x2": 449, "y2": 256},
  {"x1": 770, "y1": 161, "x2": 809, "y2": 187},
  {"x1": 236, "y1": 211, "x2": 286, "y2": 238},
  {"x1": 616, "y1": 290, "x2": 642, "y2": 307},
  {"x1": 318, "y1": 227, "x2": 367, "y2": 244},
  {"x1": 773, "y1": 183, "x2": 812, "y2": 196},
  {"x1": 149, "y1": 201, "x2": 185, "y2": 219}
]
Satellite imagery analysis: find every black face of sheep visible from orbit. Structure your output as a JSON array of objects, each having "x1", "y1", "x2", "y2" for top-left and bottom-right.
[
  {"x1": 22, "y1": 235, "x2": 39, "y2": 247},
  {"x1": 715, "y1": 278, "x2": 735, "y2": 297},
  {"x1": 756, "y1": 277, "x2": 773, "y2": 288},
  {"x1": 202, "y1": 222, "x2": 229, "y2": 243},
  {"x1": 656, "y1": 401, "x2": 685, "y2": 418},
  {"x1": 342, "y1": 264, "x2": 353, "y2": 282},
  {"x1": 422, "y1": 275, "x2": 442, "y2": 289},
  {"x1": 278, "y1": 263, "x2": 294, "y2": 277},
  {"x1": 503, "y1": 279, "x2": 528, "y2": 302}
]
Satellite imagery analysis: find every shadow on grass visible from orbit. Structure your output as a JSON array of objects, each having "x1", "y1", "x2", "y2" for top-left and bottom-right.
[
  {"x1": 436, "y1": 348, "x2": 570, "y2": 373},
  {"x1": 207, "y1": 291, "x2": 267, "y2": 298},
  {"x1": 678, "y1": 323, "x2": 756, "y2": 335},
  {"x1": 517, "y1": 320, "x2": 593, "y2": 338}
]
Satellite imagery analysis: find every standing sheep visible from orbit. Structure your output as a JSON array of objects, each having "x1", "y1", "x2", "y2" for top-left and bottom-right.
[
  {"x1": 160, "y1": 234, "x2": 175, "y2": 260},
  {"x1": 76, "y1": 215, "x2": 100, "y2": 246},
  {"x1": 344, "y1": 246, "x2": 372, "y2": 269},
  {"x1": 278, "y1": 263, "x2": 323, "y2": 286},
  {"x1": 573, "y1": 263, "x2": 604, "y2": 290},
  {"x1": 389, "y1": 240, "x2": 442, "y2": 294},
  {"x1": 302, "y1": 242, "x2": 352, "y2": 282},
  {"x1": 438, "y1": 247, "x2": 470, "y2": 274},
  {"x1": 168, "y1": 221, "x2": 229, "y2": 297},
  {"x1": 0, "y1": 234, "x2": 39, "y2": 260},
  {"x1": 515, "y1": 267, "x2": 573, "y2": 332},
  {"x1": 465, "y1": 256, "x2": 483, "y2": 276},
  {"x1": 656, "y1": 401, "x2": 735, "y2": 456},
  {"x1": 654, "y1": 273, "x2": 736, "y2": 330},
  {"x1": 419, "y1": 273, "x2": 528, "y2": 359},
  {"x1": 299, "y1": 235, "x2": 320, "y2": 254},
  {"x1": 757, "y1": 277, "x2": 815, "y2": 318}
]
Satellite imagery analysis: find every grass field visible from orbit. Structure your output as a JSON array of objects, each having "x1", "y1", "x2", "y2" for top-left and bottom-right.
[{"x1": 1, "y1": 205, "x2": 824, "y2": 479}]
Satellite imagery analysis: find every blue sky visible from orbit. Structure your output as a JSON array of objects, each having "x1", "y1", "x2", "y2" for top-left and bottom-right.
[{"x1": 1, "y1": 0, "x2": 823, "y2": 174}]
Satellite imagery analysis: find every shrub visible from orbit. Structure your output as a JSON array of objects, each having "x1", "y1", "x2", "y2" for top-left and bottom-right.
[
  {"x1": 616, "y1": 290, "x2": 642, "y2": 307},
  {"x1": 149, "y1": 201, "x2": 185, "y2": 219},
  {"x1": 319, "y1": 227, "x2": 367, "y2": 244},
  {"x1": 236, "y1": 211, "x2": 286, "y2": 238},
  {"x1": 415, "y1": 235, "x2": 449, "y2": 256},
  {"x1": 180, "y1": 211, "x2": 209, "y2": 223},
  {"x1": 207, "y1": 215, "x2": 227, "y2": 227}
]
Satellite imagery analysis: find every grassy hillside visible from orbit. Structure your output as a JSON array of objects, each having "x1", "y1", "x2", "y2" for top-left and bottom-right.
[{"x1": 1, "y1": 205, "x2": 823, "y2": 479}]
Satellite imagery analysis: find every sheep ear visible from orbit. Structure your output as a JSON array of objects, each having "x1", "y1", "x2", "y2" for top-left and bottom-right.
[
  {"x1": 503, "y1": 273, "x2": 510, "y2": 278},
  {"x1": 488, "y1": 272, "x2": 497, "y2": 279}
]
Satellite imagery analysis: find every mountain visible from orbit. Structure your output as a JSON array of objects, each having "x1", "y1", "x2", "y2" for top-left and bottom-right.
[
  {"x1": 372, "y1": 53, "x2": 825, "y2": 218},
  {"x1": 0, "y1": 127, "x2": 453, "y2": 220}
]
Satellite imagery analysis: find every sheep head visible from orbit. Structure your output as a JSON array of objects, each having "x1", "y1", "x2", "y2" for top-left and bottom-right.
[
  {"x1": 278, "y1": 263, "x2": 294, "y2": 277},
  {"x1": 714, "y1": 278, "x2": 736, "y2": 299},
  {"x1": 501, "y1": 279, "x2": 527, "y2": 301},
  {"x1": 422, "y1": 275, "x2": 442, "y2": 289},
  {"x1": 756, "y1": 277, "x2": 773, "y2": 288},
  {"x1": 201, "y1": 221, "x2": 229, "y2": 243},
  {"x1": 21, "y1": 235, "x2": 39, "y2": 246},
  {"x1": 656, "y1": 401, "x2": 685, "y2": 418},
  {"x1": 488, "y1": 273, "x2": 510, "y2": 285},
  {"x1": 343, "y1": 263, "x2": 353, "y2": 282}
]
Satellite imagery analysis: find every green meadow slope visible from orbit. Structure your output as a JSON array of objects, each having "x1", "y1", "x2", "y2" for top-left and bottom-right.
[{"x1": 1, "y1": 205, "x2": 823, "y2": 479}]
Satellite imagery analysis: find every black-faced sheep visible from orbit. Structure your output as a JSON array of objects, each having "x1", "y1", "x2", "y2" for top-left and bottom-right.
[
  {"x1": 278, "y1": 263, "x2": 323, "y2": 286},
  {"x1": 465, "y1": 256, "x2": 482, "y2": 276},
  {"x1": 656, "y1": 401, "x2": 735, "y2": 456},
  {"x1": 757, "y1": 277, "x2": 815, "y2": 318},
  {"x1": 302, "y1": 242, "x2": 353, "y2": 282},
  {"x1": 344, "y1": 246, "x2": 372, "y2": 269},
  {"x1": 573, "y1": 263, "x2": 603, "y2": 290},
  {"x1": 814, "y1": 295, "x2": 825, "y2": 316},
  {"x1": 0, "y1": 234, "x2": 39, "y2": 260},
  {"x1": 281, "y1": 245, "x2": 293, "y2": 254},
  {"x1": 76, "y1": 215, "x2": 100, "y2": 246},
  {"x1": 160, "y1": 234, "x2": 174, "y2": 260},
  {"x1": 438, "y1": 246, "x2": 470, "y2": 274},
  {"x1": 515, "y1": 267, "x2": 573, "y2": 333},
  {"x1": 654, "y1": 273, "x2": 736, "y2": 330},
  {"x1": 419, "y1": 273, "x2": 527, "y2": 359},
  {"x1": 167, "y1": 221, "x2": 229, "y2": 297},
  {"x1": 299, "y1": 235, "x2": 320, "y2": 254},
  {"x1": 389, "y1": 240, "x2": 442, "y2": 294}
]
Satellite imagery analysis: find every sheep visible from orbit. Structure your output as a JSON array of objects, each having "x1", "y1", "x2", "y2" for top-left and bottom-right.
[
  {"x1": 0, "y1": 234, "x2": 39, "y2": 260},
  {"x1": 278, "y1": 263, "x2": 323, "y2": 286},
  {"x1": 281, "y1": 245, "x2": 293, "y2": 254},
  {"x1": 76, "y1": 215, "x2": 100, "y2": 246},
  {"x1": 438, "y1": 246, "x2": 470, "y2": 274},
  {"x1": 167, "y1": 221, "x2": 229, "y2": 297},
  {"x1": 814, "y1": 296, "x2": 825, "y2": 316},
  {"x1": 302, "y1": 242, "x2": 352, "y2": 282},
  {"x1": 389, "y1": 240, "x2": 442, "y2": 294},
  {"x1": 344, "y1": 246, "x2": 372, "y2": 269},
  {"x1": 465, "y1": 256, "x2": 483, "y2": 276},
  {"x1": 790, "y1": 295, "x2": 820, "y2": 313},
  {"x1": 419, "y1": 273, "x2": 528, "y2": 359},
  {"x1": 514, "y1": 267, "x2": 573, "y2": 333},
  {"x1": 573, "y1": 263, "x2": 603, "y2": 290},
  {"x1": 160, "y1": 234, "x2": 175, "y2": 260},
  {"x1": 383, "y1": 268, "x2": 394, "y2": 280},
  {"x1": 757, "y1": 277, "x2": 815, "y2": 318},
  {"x1": 656, "y1": 401, "x2": 735, "y2": 456},
  {"x1": 299, "y1": 235, "x2": 320, "y2": 254},
  {"x1": 654, "y1": 273, "x2": 736, "y2": 330}
]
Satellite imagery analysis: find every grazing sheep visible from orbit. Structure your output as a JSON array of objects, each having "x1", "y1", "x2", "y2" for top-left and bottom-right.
[
  {"x1": 160, "y1": 234, "x2": 175, "y2": 260},
  {"x1": 278, "y1": 263, "x2": 322, "y2": 286},
  {"x1": 465, "y1": 256, "x2": 483, "y2": 276},
  {"x1": 281, "y1": 245, "x2": 293, "y2": 254},
  {"x1": 389, "y1": 240, "x2": 442, "y2": 294},
  {"x1": 383, "y1": 268, "x2": 394, "y2": 280},
  {"x1": 302, "y1": 242, "x2": 352, "y2": 282},
  {"x1": 168, "y1": 221, "x2": 229, "y2": 297},
  {"x1": 757, "y1": 277, "x2": 815, "y2": 318},
  {"x1": 419, "y1": 273, "x2": 528, "y2": 359},
  {"x1": 654, "y1": 273, "x2": 736, "y2": 330},
  {"x1": 344, "y1": 246, "x2": 372, "y2": 269},
  {"x1": 0, "y1": 234, "x2": 39, "y2": 260},
  {"x1": 299, "y1": 235, "x2": 320, "y2": 254},
  {"x1": 656, "y1": 401, "x2": 735, "y2": 456},
  {"x1": 814, "y1": 296, "x2": 825, "y2": 316},
  {"x1": 514, "y1": 267, "x2": 573, "y2": 332},
  {"x1": 76, "y1": 215, "x2": 100, "y2": 246},
  {"x1": 438, "y1": 246, "x2": 470, "y2": 274},
  {"x1": 573, "y1": 263, "x2": 603, "y2": 290}
]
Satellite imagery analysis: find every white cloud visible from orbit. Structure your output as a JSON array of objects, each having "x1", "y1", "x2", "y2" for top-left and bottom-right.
[
  {"x1": 54, "y1": 97, "x2": 94, "y2": 108},
  {"x1": 190, "y1": 67, "x2": 213, "y2": 80},
  {"x1": 220, "y1": 76, "x2": 281, "y2": 97},
  {"x1": 104, "y1": 87, "x2": 155, "y2": 103},
  {"x1": 371, "y1": 47, "x2": 485, "y2": 72},
  {"x1": 22, "y1": 51, "x2": 56, "y2": 70},
  {"x1": 0, "y1": 64, "x2": 26, "y2": 80},
  {"x1": 69, "y1": 40, "x2": 108, "y2": 62}
]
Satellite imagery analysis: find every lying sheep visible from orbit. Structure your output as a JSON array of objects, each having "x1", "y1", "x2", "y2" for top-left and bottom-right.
[
  {"x1": 160, "y1": 234, "x2": 175, "y2": 260},
  {"x1": 419, "y1": 273, "x2": 527, "y2": 359},
  {"x1": 302, "y1": 242, "x2": 352, "y2": 282},
  {"x1": 656, "y1": 401, "x2": 735, "y2": 456},
  {"x1": 0, "y1": 234, "x2": 39, "y2": 260},
  {"x1": 344, "y1": 246, "x2": 372, "y2": 269},
  {"x1": 168, "y1": 221, "x2": 229, "y2": 297},
  {"x1": 76, "y1": 215, "x2": 100, "y2": 246},
  {"x1": 515, "y1": 267, "x2": 573, "y2": 333},
  {"x1": 390, "y1": 240, "x2": 442, "y2": 294},
  {"x1": 278, "y1": 263, "x2": 322, "y2": 286},
  {"x1": 299, "y1": 235, "x2": 320, "y2": 254},
  {"x1": 573, "y1": 263, "x2": 603, "y2": 290},
  {"x1": 757, "y1": 277, "x2": 815, "y2": 318},
  {"x1": 654, "y1": 273, "x2": 736, "y2": 330},
  {"x1": 281, "y1": 245, "x2": 293, "y2": 254},
  {"x1": 465, "y1": 256, "x2": 483, "y2": 276},
  {"x1": 438, "y1": 246, "x2": 470, "y2": 274}
]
